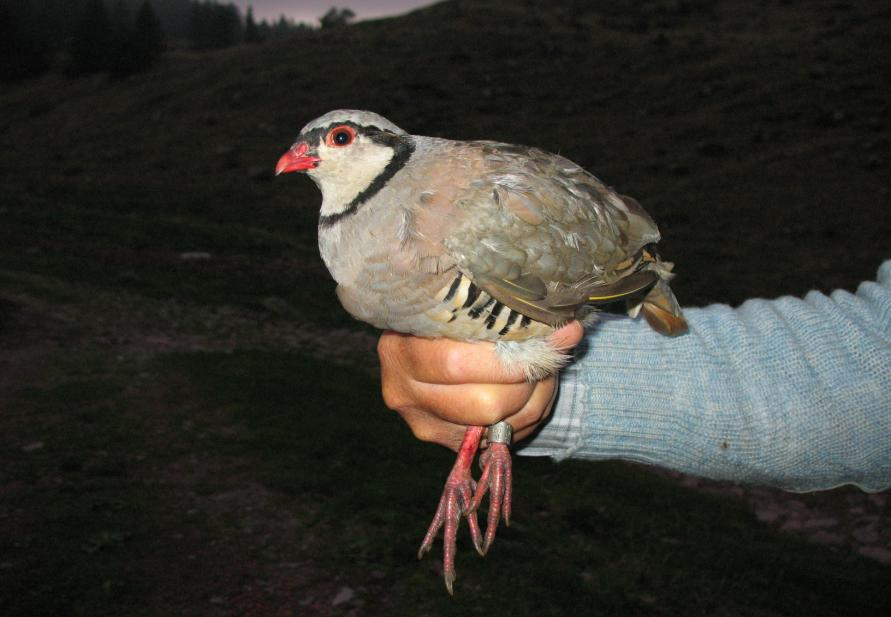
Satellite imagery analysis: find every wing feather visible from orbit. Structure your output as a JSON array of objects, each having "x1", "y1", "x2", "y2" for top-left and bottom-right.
[{"x1": 431, "y1": 141, "x2": 663, "y2": 325}]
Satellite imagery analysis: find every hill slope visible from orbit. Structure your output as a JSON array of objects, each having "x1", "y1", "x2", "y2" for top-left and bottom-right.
[{"x1": 1, "y1": 1, "x2": 890, "y2": 615}]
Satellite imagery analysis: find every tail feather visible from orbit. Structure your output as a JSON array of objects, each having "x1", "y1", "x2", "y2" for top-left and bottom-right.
[{"x1": 638, "y1": 279, "x2": 687, "y2": 336}]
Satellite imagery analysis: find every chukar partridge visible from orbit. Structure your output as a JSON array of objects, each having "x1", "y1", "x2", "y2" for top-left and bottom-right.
[{"x1": 275, "y1": 109, "x2": 686, "y2": 593}]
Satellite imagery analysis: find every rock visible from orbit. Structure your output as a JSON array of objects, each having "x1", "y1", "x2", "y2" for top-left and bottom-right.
[
  {"x1": 852, "y1": 525, "x2": 880, "y2": 544},
  {"x1": 332, "y1": 586, "x2": 355, "y2": 606},
  {"x1": 179, "y1": 251, "x2": 212, "y2": 261},
  {"x1": 780, "y1": 520, "x2": 801, "y2": 532},
  {"x1": 755, "y1": 507, "x2": 782, "y2": 523},
  {"x1": 802, "y1": 517, "x2": 839, "y2": 530},
  {"x1": 260, "y1": 296, "x2": 292, "y2": 315},
  {"x1": 785, "y1": 499, "x2": 807, "y2": 512},
  {"x1": 867, "y1": 493, "x2": 887, "y2": 507},
  {"x1": 811, "y1": 530, "x2": 843, "y2": 546},
  {"x1": 856, "y1": 514, "x2": 880, "y2": 526},
  {"x1": 858, "y1": 546, "x2": 891, "y2": 565}
]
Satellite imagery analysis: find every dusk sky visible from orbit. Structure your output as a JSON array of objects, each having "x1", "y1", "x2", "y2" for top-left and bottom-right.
[{"x1": 237, "y1": 0, "x2": 438, "y2": 24}]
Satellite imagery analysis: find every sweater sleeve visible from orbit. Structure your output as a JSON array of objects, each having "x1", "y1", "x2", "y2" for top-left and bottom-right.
[{"x1": 517, "y1": 260, "x2": 891, "y2": 493}]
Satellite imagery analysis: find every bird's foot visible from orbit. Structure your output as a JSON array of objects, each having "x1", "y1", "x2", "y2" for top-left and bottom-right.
[
  {"x1": 470, "y1": 442, "x2": 513, "y2": 555},
  {"x1": 417, "y1": 426, "x2": 485, "y2": 595},
  {"x1": 417, "y1": 467, "x2": 483, "y2": 594}
]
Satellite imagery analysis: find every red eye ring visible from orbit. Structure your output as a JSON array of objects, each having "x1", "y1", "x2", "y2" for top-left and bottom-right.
[{"x1": 326, "y1": 125, "x2": 356, "y2": 147}]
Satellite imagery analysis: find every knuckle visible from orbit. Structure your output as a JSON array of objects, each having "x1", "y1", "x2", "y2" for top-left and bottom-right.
[
  {"x1": 376, "y1": 331, "x2": 401, "y2": 364},
  {"x1": 468, "y1": 387, "x2": 495, "y2": 411},
  {"x1": 409, "y1": 422, "x2": 437, "y2": 443},
  {"x1": 440, "y1": 346, "x2": 469, "y2": 383},
  {"x1": 380, "y1": 380, "x2": 409, "y2": 410},
  {"x1": 469, "y1": 388, "x2": 507, "y2": 424}
]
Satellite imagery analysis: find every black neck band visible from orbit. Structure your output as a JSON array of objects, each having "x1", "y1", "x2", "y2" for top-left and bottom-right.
[{"x1": 319, "y1": 131, "x2": 415, "y2": 228}]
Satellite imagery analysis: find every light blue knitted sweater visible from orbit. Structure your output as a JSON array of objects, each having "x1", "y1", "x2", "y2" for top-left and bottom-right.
[{"x1": 519, "y1": 260, "x2": 891, "y2": 493}]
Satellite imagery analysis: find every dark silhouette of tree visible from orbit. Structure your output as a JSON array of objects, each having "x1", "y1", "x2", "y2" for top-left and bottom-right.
[
  {"x1": 251, "y1": 13, "x2": 312, "y2": 41},
  {"x1": 319, "y1": 7, "x2": 355, "y2": 29},
  {"x1": 0, "y1": 3, "x2": 51, "y2": 81},
  {"x1": 188, "y1": 1, "x2": 242, "y2": 50},
  {"x1": 243, "y1": 5, "x2": 262, "y2": 43},
  {"x1": 108, "y1": 0, "x2": 136, "y2": 76},
  {"x1": 110, "y1": 0, "x2": 165, "y2": 76},
  {"x1": 134, "y1": 1, "x2": 165, "y2": 59},
  {"x1": 69, "y1": 0, "x2": 114, "y2": 75},
  {"x1": 110, "y1": 0, "x2": 131, "y2": 35},
  {"x1": 273, "y1": 15, "x2": 297, "y2": 37}
]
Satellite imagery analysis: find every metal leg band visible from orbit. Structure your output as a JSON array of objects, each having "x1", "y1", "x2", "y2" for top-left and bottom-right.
[{"x1": 487, "y1": 421, "x2": 513, "y2": 445}]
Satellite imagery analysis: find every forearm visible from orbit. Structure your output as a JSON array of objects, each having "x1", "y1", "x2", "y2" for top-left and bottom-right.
[{"x1": 519, "y1": 261, "x2": 891, "y2": 492}]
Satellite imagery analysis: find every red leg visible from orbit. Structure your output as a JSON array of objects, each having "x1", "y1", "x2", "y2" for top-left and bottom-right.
[
  {"x1": 417, "y1": 425, "x2": 485, "y2": 595},
  {"x1": 470, "y1": 442, "x2": 513, "y2": 554}
]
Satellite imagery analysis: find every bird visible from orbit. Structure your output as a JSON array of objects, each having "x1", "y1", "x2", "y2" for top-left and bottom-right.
[{"x1": 275, "y1": 109, "x2": 687, "y2": 593}]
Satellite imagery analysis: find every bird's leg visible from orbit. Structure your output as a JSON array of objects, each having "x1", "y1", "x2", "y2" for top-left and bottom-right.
[
  {"x1": 470, "y1": 421, "x2": 513, "y2": 555},
  {"x1": 418, "y1": 425, "x2": 485, "y2": 595}
]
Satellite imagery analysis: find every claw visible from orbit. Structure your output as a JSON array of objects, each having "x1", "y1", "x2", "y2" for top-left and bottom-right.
[
  {"x1": 417, "y1": 426, "x2": 485, "y2": 594},
  {"x1": 444, "y1": 568, "x2": 456, "y2": 596},
  {"x1": 470, "y1": 443, "x2": 513, "y2": 554},
  {"x1": 418, "y1": 470, "x2": 481, "y2": 593}
]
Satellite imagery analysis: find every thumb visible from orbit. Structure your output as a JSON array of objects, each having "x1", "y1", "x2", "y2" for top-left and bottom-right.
[{"x1": 549, "y1": 320, "x2": 584, "y2": 351}]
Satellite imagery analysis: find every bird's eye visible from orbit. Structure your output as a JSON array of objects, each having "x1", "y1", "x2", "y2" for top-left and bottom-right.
[{"x1": 326, "y1": 126, "x2": 356, "y2": 147}]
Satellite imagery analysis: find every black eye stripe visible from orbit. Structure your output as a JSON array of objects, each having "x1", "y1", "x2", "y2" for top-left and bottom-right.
[{"x1": 298, "y1": 121, "x2": 401, "y2": 147}]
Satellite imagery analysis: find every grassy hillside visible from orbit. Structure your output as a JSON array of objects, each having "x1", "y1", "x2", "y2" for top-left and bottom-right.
[{"x1": 1, "y1": 1, "x2": 889, "y2": 615}]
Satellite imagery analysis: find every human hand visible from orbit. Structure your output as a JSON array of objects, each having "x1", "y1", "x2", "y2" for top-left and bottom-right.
[{"x1": 378, "y1": 322, "x2": 585, "y2": 451}]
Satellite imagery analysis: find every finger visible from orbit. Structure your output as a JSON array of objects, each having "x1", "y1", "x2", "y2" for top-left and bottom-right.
[
  {"x1": 549, "y1": 321, "x2": 584, "y2": 351},
  {"x1": 505, "y1": 377, "x2": 558, "y2": 434},
  {"x1": 395, "y1": 406, "x2": 469, "y2": 451},
  {"x1": 476, "y1": 378, "x2": 556, "y2": 449},
  {"x1": 513, "y1": 384, "x2": 557, "y2": 443},
  {"x1": 393, "y1": 375, "x2": 558, "y2": 449},
  {"x1": 417, "y1": 381, "x2": 535, "y2": 426},
  {"x1": 513, "y1": 403, "x2": 554, "y2": 442},
  {"x1": 380, "y1": 331, "x2": 529, "y2": 385}
]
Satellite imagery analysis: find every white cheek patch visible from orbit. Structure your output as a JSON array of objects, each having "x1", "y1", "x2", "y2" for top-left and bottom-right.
[{"x1": 316, "y1": 143, "x2": 395, "y2": 217}]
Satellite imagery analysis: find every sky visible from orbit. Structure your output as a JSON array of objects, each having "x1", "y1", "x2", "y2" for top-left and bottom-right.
[{"x1": 237, "y1": 1, "x2": 438, "y2": 24}]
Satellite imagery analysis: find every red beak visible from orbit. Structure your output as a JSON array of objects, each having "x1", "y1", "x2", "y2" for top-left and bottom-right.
[{"x1": 275, "y1": 143, "x2": 321, "y2": 175}]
